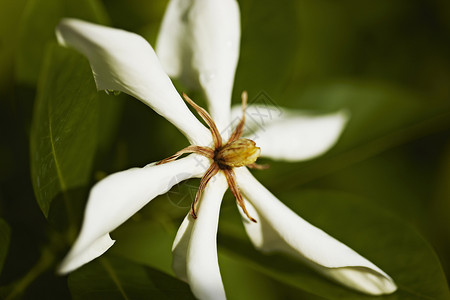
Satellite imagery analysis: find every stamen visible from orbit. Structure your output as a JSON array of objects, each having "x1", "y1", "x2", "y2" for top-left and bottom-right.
[
  {"x1": 223, "y1": 168, "x2": 257, "y2": 223},
  {"x1": 227, "y1": 91, "x2": 248, "y2": 143},
  {"x1": 247, "y1": 163, "x2": 270, "y2": 170},
  {"x1": 156, "y1": 145, "x2": 214, "y2": 165},
  {"x1": 190, "y1": 163, "x2": 220, "y2": 219},
  {"x1": 182, "y1": 93, "x2": 223, "y2": 149}
]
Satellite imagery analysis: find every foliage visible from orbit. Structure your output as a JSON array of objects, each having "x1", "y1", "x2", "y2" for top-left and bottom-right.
[{"x1": 0, "y1": 0, "x2": 449, "y2": 299}]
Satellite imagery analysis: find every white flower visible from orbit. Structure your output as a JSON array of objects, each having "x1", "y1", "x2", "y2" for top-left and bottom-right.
[{"x1": 55, "y1": 0, "x2": 397, "y2": 299}]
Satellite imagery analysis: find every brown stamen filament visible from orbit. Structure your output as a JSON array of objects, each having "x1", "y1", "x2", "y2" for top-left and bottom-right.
[
  {"x1": 156, "y1": 145, "x2": 214, "y2": 165},
  {"x1": 182, "y1": 92, "x2": 222, "y2": 149},
  {"x1": 227, "y1": 91, "x2": 247, "y2": 143},
  {"x1": 247, "y1": 163, "x2": 270, "y2": 170},
  {"x1": 223, "y1": 168, "x2": 257, "y2": 223},
  {"x1": 190, "y1": 163, "x2": 220, "y2": 219}
]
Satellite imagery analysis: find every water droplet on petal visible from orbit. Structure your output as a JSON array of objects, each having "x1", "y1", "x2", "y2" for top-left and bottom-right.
[{"x1": 199, "y1": 71, "x2": 216, "y2": 85}]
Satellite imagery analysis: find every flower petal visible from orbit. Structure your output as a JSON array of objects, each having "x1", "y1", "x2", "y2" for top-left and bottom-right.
[
  {"x1": 231, "y1": 105, "x2": 349, "y2": 161},
  {"x1": 58, "y1": 155, "x2": 209, "y2": 274},
  {"x1": 156, "y1": 0, "x2": 241, "y2": 130},
  {"x1": 235, "y1": 168, "x2": 397, "y2": 295},
  {"x1": 56, "y1": 18, "x2": 210, "y2": 145},
  {"x1": 171, "y1": 213, "x2": 192, "y2": 282},
  {"x1": 172, "y1": 173, "x2": 228, "y2": 300}
]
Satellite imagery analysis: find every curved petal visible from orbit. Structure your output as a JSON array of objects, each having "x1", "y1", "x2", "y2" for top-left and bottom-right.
[
  {"x1": 56, "y1": 18, "x2": 210, "y2": 145},
  {"x1": 157, "y1": 0, "x2": 241, "y2": 130},
  {"x1": 57, "y1": 155, "x2": 209, "y2": 274},
  {"x1": 230, "y1": 104, "x2": 285, "y2": 132},
  {"x1": 235, "y1": 168, "x2": 397, "y2": 295},
  {"x1": 172, "y1": 173, "x2": 228, "y2": 300},
  {"x1": 231, "y1": 105, "x2": 349, "y2": 161},
  {"x1": 172, "y1": 214, "x2": 192, "y2": 282}
]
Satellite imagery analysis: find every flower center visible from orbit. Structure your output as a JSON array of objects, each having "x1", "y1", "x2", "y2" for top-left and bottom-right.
[
  {"x1": 214, "y1": 138, "x2": 260, "y2": 169},
  {"x1": 157, "y1": 91, "x2": 265, "y2": 222}
]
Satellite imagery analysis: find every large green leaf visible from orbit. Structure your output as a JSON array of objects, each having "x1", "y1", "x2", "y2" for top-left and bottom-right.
[
  {"x1": 219, "y1": 250, "x2": 326, "y2": 300},
  {"x1": 110, "y1": 218, "x2": 176, "y2": 275},
  {"x1": 15, "y1": 0, "x2": 109, "y2": 85},
  {"x1": 0, "y1": 218, "x2": 10, "y2": 275},
  {"x1": 218, "y1": 190, "x2": 450, "y2": 299},
  {"x1": 68, "y1": 255, "x2": 195, "y2": 300},
  {"x1": 29, "y1": 44, "x2": 99, "y2": 223}
]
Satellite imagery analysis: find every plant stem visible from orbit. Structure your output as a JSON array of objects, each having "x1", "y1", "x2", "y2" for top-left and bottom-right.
[{"x1": 5, "y1": 246, "x2": 55, "y2": 300}]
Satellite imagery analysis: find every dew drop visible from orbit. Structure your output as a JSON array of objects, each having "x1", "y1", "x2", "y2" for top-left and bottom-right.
[{"x1": 199, "y1": 71, "x2": 216, "y2": 85}]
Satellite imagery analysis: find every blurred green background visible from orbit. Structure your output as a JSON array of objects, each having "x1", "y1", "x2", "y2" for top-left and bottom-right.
[{"x1": 0, "y1": 0, "x2": 449, "y2": 299}]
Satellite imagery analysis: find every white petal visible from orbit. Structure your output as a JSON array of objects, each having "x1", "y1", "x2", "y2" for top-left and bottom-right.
[
  {"x1": 172, "y1": 173, "x2": 228, "y2": 300},
  {"x1": 235, "y1": 168, "x2": 397, "y2": 295},
  {"x1": 58, "y1": 155, "x2": 209, "y2": 274},
  {"x1": 56, "y1": 18, "x2": 210, "y2": 145},
  {"x1": 230, "y1": 104, "x2": 285, "y2": 132},
  {"x1": 231, "y1": 105, "x2": 349, "y2": 161},
  {"x1": 172, "y1": 214, "x2": 192, "y2": 282},
  {"x1": 157, "y1": 0, "x2": 241, "y2": 130}
]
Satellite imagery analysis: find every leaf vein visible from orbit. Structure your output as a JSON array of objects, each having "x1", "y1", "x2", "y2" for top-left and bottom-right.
[
  {"x1": 48, "y1": 106, "x2": 67, "y2": 192},
  {"x1": 100, "y1": 258, "x2": 130, "y2": 300}
]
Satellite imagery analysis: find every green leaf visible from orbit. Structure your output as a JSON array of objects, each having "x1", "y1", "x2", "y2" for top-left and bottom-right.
[
  {"x1": 110, "y1": 219, "x2": 175, "y2": 275},
  {"x1": 0, "y1": 218, "x2": 10, "y2": 275},
  {"x1": 15, "y1": 0, "x2": 109, "y2": 85},
  {"x1": 68, "y1": 255, "x2": 195, "y2": 300},
  {"x1": 29, "y1": 44, "x2": 99, "y2": 223},
  {"x1": 218, "y1": 190, "x2": 450, "y2": 299},
  {"x1": 219, "y1": 250, "x2": 325, "y2": 300}
]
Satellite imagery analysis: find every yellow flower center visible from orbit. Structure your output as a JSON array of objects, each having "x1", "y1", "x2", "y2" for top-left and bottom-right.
[{"x1": 215, "y1": 138, "x2": 260, "y2": 169}]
